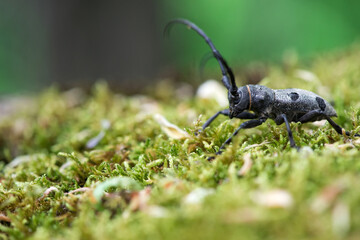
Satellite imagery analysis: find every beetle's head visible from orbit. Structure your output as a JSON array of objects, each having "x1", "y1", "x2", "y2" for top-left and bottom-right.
[{"x1": 228, "y1": 86, "x2": 249, "y2": 118}]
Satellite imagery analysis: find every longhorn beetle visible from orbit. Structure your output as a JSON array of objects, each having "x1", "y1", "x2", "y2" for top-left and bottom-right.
[{"x1": 165, "y1": 19, "x2": 360, "y2": 156}]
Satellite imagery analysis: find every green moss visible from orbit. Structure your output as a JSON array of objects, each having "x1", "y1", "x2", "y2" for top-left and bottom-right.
[{"x1": 2, "y1": 45, "x2": 360, "y2": 239}]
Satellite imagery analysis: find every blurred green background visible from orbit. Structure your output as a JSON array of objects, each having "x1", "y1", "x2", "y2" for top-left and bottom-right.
[
  {"x1": 162, "y1": 0, "x2": 360, "y2": 63},
  {"x1": 0, "y1": 0, "x2": 359, "y2": 94}
]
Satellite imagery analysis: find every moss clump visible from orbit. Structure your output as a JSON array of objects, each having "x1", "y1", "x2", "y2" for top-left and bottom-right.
[{"x1": 1, "y1": 45, "x2": 360, "y2": 240}]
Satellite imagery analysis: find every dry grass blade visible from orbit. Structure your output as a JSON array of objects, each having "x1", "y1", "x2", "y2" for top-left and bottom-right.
[
  {"x1": 153, "y1": 113, "x2": 190, "y2": 139},
  {"x1": 251, "y1": 189, "x2": 293, "y2": 208},
  {"x1": 238, "y1": 153, "x2": 252, "y2": 176}
]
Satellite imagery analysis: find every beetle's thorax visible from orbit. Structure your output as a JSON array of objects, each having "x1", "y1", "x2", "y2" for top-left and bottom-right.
[{"x1": 247, "y1": 85, "x2": 275, "y2": 114}]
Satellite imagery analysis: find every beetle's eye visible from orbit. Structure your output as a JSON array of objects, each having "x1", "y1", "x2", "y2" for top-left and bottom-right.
[{"x1": 231, "y1": 91, "x2": 241, "y2": 105}]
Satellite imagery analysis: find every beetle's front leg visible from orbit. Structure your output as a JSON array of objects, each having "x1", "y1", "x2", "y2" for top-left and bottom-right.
[
  {"x1": 198, "y1": 109, "x2": 230, "y2": 134},
  {"x1": 198, "y1": 109, "x2": 257, "y2": 135},
  {"x1": 215, "y1": 117, "x2": 267, "y2": 156}
]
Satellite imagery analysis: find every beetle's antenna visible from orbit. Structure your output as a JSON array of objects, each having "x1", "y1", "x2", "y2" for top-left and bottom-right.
[
  {"x1": 199, "y1": 52, "x2": 226, "y2": 83},
  {"x1": 165, "y1": 19, "x2": 238, "y2": 97}
]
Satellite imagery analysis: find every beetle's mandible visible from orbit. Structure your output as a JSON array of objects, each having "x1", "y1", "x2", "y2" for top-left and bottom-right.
[{"x1": 165, "y1": 19, "x2": 359, "y2": 157}]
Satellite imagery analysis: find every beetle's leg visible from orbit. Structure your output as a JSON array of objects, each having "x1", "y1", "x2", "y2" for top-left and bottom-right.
[
  {"x1": 281, "y1": 114, "x2": 300, "y2": 150},
  {"x1": 297, "y1": 110, "x2": 360, "y2": 137},
  {"x1": 235, "y1": 111, "x2": 257, "y2": 119},
  {"x1": 199, "y1": 110, "x2": 257, "y2": 134},
  {"x1": 297, "y1": 109, "x2": 323, "y2": 123},
  {"x1": 198, "y1": 109, "x2": 230, "y2": 134},
  {"x1": 325, "y1": 116, "x2": 360, "y2": 137},
  {"x1": 215, "y1": 117, "x2": 267, "y2": 155}
]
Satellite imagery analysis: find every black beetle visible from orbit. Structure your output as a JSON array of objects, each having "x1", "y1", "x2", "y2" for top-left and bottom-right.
[{"x1": 165, "y1": 19, "x2": 359, "y2": 156}]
